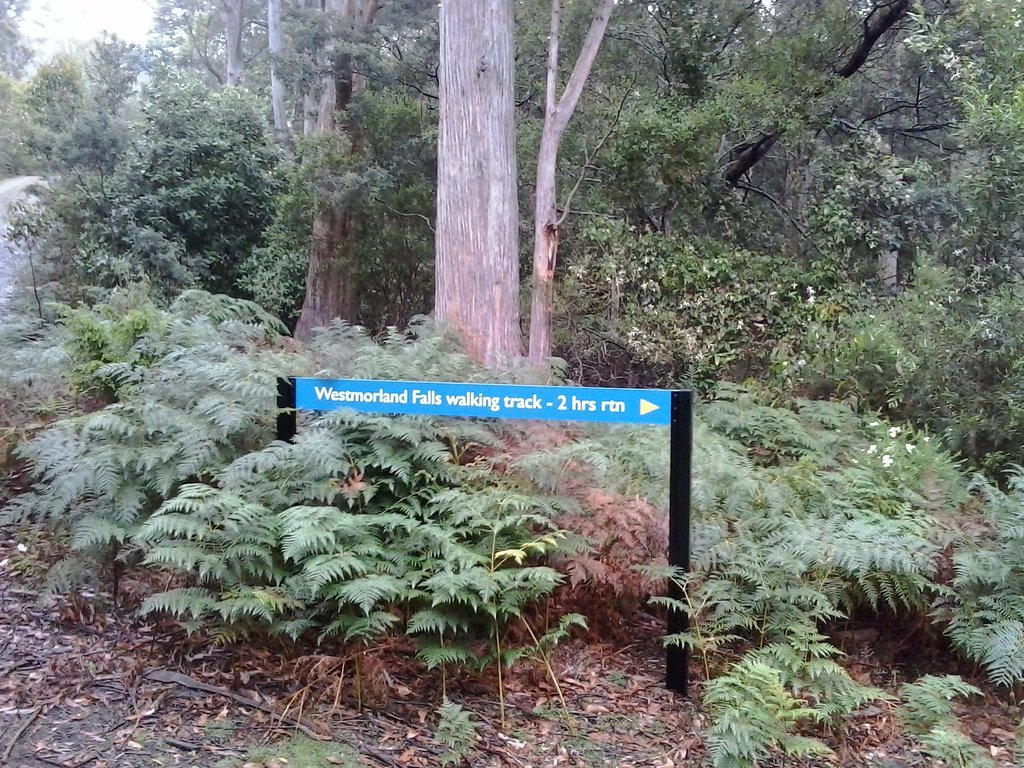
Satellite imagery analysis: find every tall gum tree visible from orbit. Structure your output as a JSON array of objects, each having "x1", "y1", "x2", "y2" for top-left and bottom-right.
[
  {"x1": 294, "y1": 0, "x2": 379, "y2": 340},
  {"x1": 267, "y1": 0, "x2": 290, "y2": 149},
  {"x1": 222, "y1": 0, "x2": 245, "y2": 85},
  {"x1": 434, "y1": 0, "x2": 521, "y2": 367}
]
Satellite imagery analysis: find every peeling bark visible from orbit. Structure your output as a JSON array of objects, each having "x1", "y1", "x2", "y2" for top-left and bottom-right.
[{"x1": 527, "y1": 0, "x2": 615, "y2": 366}]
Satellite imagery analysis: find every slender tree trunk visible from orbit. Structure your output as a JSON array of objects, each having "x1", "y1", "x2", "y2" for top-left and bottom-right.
[
  {"x1": 222, "y1": 0, "x2": 245, "y2": 86},
  {"x1": 435, "y1": 0, "x2": 522, "y2": 368},
  {"x1": 529, "y1": 130, "x2": 560, "y2": 368},
  {"x1": 303, "y1": 92, "x2": 318, "y2": 135},
  {"x1": 878, "y1": 249, "x2": 899, "y2": 295},
  {"x1": 527, "y1": 0, "x2": 614, "y2": 366},
  {"x1": 268, "y1": 0, "x2": 290, "y2": 149},
  {"x1": 294, "y1": 0, "x2": 379, "y2": 340}
]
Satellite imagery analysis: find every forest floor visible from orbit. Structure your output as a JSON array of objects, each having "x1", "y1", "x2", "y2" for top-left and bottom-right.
[
  {"x1": 1, "y1": 527, "x2": 1021, "y2": 768},
  {"x1": 0, "y1": 176, "x2": 43, "y2": 313}
]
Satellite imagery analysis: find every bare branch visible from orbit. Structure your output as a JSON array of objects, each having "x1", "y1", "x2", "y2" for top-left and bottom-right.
[
  {"x1": 556, "y1": 70, "x2": 638, "y2": 227},
  {"x1": 374, "y1": 197, "x2": 434, "y2": 233},
  {"x1": 837, "y1": 0, "x2": 911, "y2": 78}
]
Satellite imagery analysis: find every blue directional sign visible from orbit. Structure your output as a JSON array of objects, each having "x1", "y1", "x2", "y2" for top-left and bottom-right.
[{"x1": 293, "y1": 378, "x2": 672, "y2": 426}]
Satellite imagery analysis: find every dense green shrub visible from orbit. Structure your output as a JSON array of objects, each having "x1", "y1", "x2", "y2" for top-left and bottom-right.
[
  {"x1": 0, "y1": 74, "x2": 37, "y2": 174},
  {"x1": 18, "y1": 72, "x2": 281, "y2": 302},
  {"x1": 555, "y1": 224, "x2": 854, "y2": 389},
  {"x1": 792, "y1": 263, "x2": 1024, "y2": 473}
]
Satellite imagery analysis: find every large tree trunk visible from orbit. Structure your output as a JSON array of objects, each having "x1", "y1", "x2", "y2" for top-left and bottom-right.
[
  {"x1": 294, "y1": 0, "x2": 379, "y2": 340},
  {"x1": 527, "y1": 0, "x2": 614, "y2": 366},
  {"x1": 295, "y1": 207, "x2": 358, "y2": 337},
  {"x1": 268, "y1": 0, "x2": 290, "y2": 149},
  {"x1": 222, "y1": 0, "x2": 245, "y2": 86},
  {"x1": 434, "y1": 0, "x2": 521, "y2": 368}
]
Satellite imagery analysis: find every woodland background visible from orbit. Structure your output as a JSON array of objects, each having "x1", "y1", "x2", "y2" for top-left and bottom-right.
[{"x1": 3, "y1": 1, "x2": 1024, "y2": 766}]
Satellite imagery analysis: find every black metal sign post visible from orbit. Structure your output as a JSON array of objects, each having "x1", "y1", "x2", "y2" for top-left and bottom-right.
[
  {"x1": 277, "y1": 376, "x2": 296, "y2": 443},
  {"x1": 666, "y1": 390, "x2": 693, "y2": 694},
  {"x1": 275, "y1": 376, "x2": 692, "y2": 696}
]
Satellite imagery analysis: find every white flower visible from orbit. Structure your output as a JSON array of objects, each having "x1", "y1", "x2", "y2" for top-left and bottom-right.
[
  {"x1": 16, "y1": 544, "x2": 27, "y2": 553},
  {"x1": 868, "y1": 421, "x2": 880, "y2": 427},
  {"x1": 923, "y1": 436, "x2": 931, "y2": 443},
  {"x1": 905, "y1": 444, "x2": 917, "y2": 454},
  {"x1": 888, "y1": 426, "x2": 901, "y2": 438},
  {"x1": 866, "y1": 444, "x2": 878, "y2": 455},
  {"x1": 881, "y1": 454, "x2": 894, "y2": 468}
]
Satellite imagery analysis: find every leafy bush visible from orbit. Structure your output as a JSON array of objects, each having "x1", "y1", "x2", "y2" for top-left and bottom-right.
[
  {"x1": 0, "y1": 74, "x2": 38, "y2": 175},
  {"x1": 19, "y1": 73, "x2": 281, "y2": 303},
  {"x1": 793, "y1": 263, "x2": 1024, "y2": 473},
  {"x1": 556, "y1": 224, "x2": 854, "y2": 389},
  {"x1": 56, "y1": 292, "x2": 166, "y2": 398}
]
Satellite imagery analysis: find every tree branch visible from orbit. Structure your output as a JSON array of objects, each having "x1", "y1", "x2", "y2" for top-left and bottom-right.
[
  {"x1": 548, "y1": 0, "x2": 615, "y2": 138},
  {"x1": 721, "y1": 0, "x2": 911, "y2": 186},
  {"x1": 374, "y1": 197, "x2": 434, "y2": 233},
  {"x1": 556, "y1": 70, "x2": 638, "y2": 227},
  {"x1": 836, "y1": 0, "x2": 911, "y2": 78}
]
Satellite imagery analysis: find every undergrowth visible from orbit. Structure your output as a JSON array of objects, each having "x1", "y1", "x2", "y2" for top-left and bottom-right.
[
  {"x1": 1, "y1": 293, "x2": 584, "y2": 715},
  {"x1": 2, "y1": 291, "x2": 1023, "y2": 768}
]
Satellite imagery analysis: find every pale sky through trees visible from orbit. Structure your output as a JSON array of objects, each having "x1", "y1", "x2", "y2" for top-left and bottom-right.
[{"x1": 23, "y1": 0, "x2": 153, "y2": 51}]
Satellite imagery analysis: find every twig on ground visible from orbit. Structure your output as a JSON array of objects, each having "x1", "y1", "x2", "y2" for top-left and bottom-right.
[
  {"x1": 145, "y1": 667, "x2": 326, "y2": 739},
  {"x1": 1, "y1": 705, "x2": 41, "y2": 764},
  {"x1": 360, "y1": 744, "x2": 404, "y2": 768}
]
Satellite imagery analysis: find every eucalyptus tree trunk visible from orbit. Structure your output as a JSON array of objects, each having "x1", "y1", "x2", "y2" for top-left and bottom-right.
[
  {"x1": 268, "y1": 0, "x2": 290, "y2": 149},
  {"x1": 878, "y1": 249, "x2": 899, "y2": 295},
  {"x1": 302, "y1": 0, "x2": 321, "y2": 136},
  {"x1": 527, "y1": 0, "x2": 615, "y2": 366},
  {"x1": 434, "y1": 0, "x2": 522, "y2": 368},
  {"x1": 222, "y1": 0, "x2": 245, "y2": 86},
  {"x1": 294, "y1": 0, "x2": 379, "y2": 340}
]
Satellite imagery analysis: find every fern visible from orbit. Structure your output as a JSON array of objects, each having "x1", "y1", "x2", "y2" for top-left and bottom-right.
[
  {"x1": 703, "y1": 656, "x2": 832, "y2": 768},
  {"x1": 899, "y1": 675, "x2": 991, "y2": 768},
  {"x1": 434, "y1": 698, "x2": 478, "y2": 767},
  {"x1": 947, "y1": 472, "x2": 1024, "y2": 686}
]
